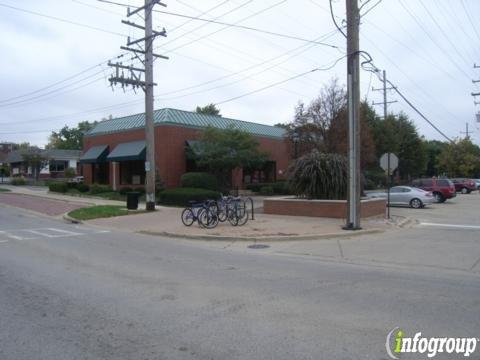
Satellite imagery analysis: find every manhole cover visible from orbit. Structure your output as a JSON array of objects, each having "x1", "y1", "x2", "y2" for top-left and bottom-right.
[{"x1": 248, "y1": 244, "x2": 270, "y2": 249}]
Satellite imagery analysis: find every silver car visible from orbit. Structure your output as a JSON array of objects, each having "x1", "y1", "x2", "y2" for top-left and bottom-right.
[{"x1": 369, "y1": 186, "x2": 434, "y2": 208}]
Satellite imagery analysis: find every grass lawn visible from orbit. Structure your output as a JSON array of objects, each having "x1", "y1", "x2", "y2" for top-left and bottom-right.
[
  {"x1": 68, "y1": 205, "x2": 130, "y2": 221},
  {"x1": 0, "y1": 188, "x2": 11, "y2": 192}
]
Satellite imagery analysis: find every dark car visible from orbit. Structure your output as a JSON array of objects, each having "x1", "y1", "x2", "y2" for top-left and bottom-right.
[
  {"x1": 451, "y1": 178, "x2": 477, "y2": 194},
  {"x1": 411, "y1": 178, "x2": 456, "y2": 203}
]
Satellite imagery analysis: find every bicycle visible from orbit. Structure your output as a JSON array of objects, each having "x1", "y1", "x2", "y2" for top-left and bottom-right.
[
  {"x1": 214, "y1": 195, "x2": 248, "y2": 226},
  {"x1": 181, "y1": 200, "x2": 219, "y2": 229}
]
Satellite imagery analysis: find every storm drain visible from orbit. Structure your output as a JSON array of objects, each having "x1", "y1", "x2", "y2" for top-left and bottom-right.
[{"x1": 248, "y1": 244, "x2": 270, "y2": 249}]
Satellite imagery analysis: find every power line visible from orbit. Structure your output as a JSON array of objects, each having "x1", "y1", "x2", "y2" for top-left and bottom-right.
[
  {"x1": 98, "y1": 0, "x2": 339, "y2": 48},
  {"x1": 0, "y1": 2, "x2": 126, "y2": 37},
  {"x1": 398, "y1": 0, "x2": 473, "y2": 82},
  {"x1": 417, "y1": 0, "x2": 474, "y2": 68},
  {"x1": 0, "y1": 70, "x2": 106, "y2": 108},
  {"x1": 460, "y1": 0, "x2": 480, "y2": 43},
  {"x1": 385, "y1": 80, "x2": 453, "y2": 143},
  {"x1": 329, "y1": 0, "x2": 346, "y2": 38},
  {"x1": 214, "y1": 55, "x2": 347, "y2": 105},
  {"x1": 156, "y1": 29, "x2": 340, "y2": 97}
]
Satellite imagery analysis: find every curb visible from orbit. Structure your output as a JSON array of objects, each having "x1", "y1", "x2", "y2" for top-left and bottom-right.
[
  {"x1": 138, "y1": 228, "x2": 385, "y2": 242},
  {"x1": 62, "y1": 213, "x2": 82, "y2": 224}
]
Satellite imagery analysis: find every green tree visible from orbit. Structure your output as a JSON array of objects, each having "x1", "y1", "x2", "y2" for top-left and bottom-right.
[
  {"x1": 47, "y1": 121, "x2": 97, "y2": 150},
  {"x1": 423, "y1": 140, "x2": 448, "y2": 177},
  {"x1": 369, "y1": 113, "x2": 427, "y2": 180},
  {"x1": 438, "y1": 138, "x2": 480, "y2": 177},
  {"x1": 20, "y1": 146, "x2": 47, "y2": 182},
  {"x1": 195, "y1": 104, "x2": 221, "y2": 116},
  {"x1": 190, "y1": 125, "x2": 267, "y2": 187}
]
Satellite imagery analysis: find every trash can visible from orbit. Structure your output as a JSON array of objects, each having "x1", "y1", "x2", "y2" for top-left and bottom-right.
[{"x1": 126, "y1": 192, "x2": 140, "y2": 210}]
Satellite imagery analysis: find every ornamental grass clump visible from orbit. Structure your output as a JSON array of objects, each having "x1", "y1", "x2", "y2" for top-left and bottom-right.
[{"x1": 287, "y1": 150, "x2": 348, "y2": 200}]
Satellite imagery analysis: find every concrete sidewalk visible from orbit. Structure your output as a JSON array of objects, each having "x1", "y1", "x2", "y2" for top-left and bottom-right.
[
  {"x1": 88, "y1": 206, "x2": 396, "y2": 241},
  {"x1": 2, "y1": 185, "x2": 398, "y2": 240}
]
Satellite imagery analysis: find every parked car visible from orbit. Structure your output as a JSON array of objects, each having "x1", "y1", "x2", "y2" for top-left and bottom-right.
[
  {"x1": 368, "y1": 186, "x2": 434, "y2": 208},
  {"x1": 474, "y1": 179, "x2": 480, "y2": 190},
  {"x1": 67, "y1": 176, "x2": 84, "y2": 184},
  {"x1": 451, "y1": 178, "x2": 477, "y2": 194},
  {"x1": 410, "y1": 178, "x2": 456, "y2": 203}
]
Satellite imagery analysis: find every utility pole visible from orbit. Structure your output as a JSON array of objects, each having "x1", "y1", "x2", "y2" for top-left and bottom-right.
[
  {"x1": 109, "y1": 0, "x2": 168, "y2": 211},
  {"x1": 372, "y1": 70, "x2": 397, "y2": 219},
  {"x1": 344, "y1": 0, "x2": 361, "y2": 230},
  {"x1": 460, "y1": 122, "x2": 471, "y2": 139}
]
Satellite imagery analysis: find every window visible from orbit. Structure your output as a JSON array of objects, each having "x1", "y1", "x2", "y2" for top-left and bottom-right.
[
  {"x1": 437, "y1": 179, "x2": 451, "y2": 186},
  {"x1": 49, "y1": 160, "x2": 67, "y2": 172},
  {"x1": 120, "y1": 160, "x2": 145, "y2": 185}
]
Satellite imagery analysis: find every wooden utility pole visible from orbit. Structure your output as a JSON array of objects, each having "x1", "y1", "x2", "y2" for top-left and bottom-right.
[
  {"x1": 109, "y1": 0, "x2": 168, "y2": 211},
  {"x1": 372, "y1": 70, "x2": 397, "y2": 220},
  {"x1": 143, "y1": 0, "x2": 156, "y2": 211},
  {"x1": 344, "y1": 0, "x2": 361, "y2": 230}
]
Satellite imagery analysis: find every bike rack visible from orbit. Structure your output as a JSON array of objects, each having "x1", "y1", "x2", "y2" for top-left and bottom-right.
[{"x1": 246, "y1": 197, "x2": 255, "y2": 220}]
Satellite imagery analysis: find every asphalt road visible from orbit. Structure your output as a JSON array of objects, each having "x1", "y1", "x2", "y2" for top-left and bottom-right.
[{"x1": 0, "y1": 200, "x2": 479, "y2": 360}]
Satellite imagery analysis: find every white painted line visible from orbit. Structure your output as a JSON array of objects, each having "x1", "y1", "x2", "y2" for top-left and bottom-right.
[
  {"x1": 26, "y1": 228, "x2": 83, "y2": 238},
  {"x1": 25, "y1": 229, "x2": 56, "y2": 238},
  {"x1": 4, "y1": 233, "x2": 35, "y2": 241},
  {"x1": 420, "y1": 222, "x2": 480, "y2": 230},
  {"x1": 46, "y1": 228, "x2": 83, "y2": 236},
  {"x1": 0, "y1": 240, "x2": 9, "y2": 243}
]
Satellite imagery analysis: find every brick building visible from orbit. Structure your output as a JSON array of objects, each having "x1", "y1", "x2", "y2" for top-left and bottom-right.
[{"x1": 80, "y1": 108, "x2": 290, "y2": 190}]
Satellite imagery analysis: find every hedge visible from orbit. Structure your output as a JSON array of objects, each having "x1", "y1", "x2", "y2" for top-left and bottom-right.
[
  {"x1": 157, "y1": 187, "x2": 221, "y2": 207},
  {"x1": 180, "y1": 172, "x2": 218, "y2": 191},
  {"x1": 259, "y1": 186, "x2": 274, "y2": 196},
  {"x1": 49, "y1": 182, "x2": 68, "y2": 193},
  {"x1": 246, "y1": 181, "x2": 291, "y2": 195},
  {"x1": 89, "y1": 184, "x2": 113, "y2": 194},
  {"x1": 77, "y1": 184, "x2": 90, "y2": 193},
  {"x1": 11, "y1": 177, "x2": 27, "y2": 186}
]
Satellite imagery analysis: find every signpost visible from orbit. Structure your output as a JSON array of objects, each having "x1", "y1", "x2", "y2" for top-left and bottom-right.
[{"x1": 380, "y1": 153, "x2": 399, "y2": 219}]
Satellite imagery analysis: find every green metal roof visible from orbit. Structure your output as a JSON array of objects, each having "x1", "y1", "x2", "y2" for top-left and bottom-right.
[
  {"x1": 86, "y1": 108, "x2": 286, "y2": 139},
  {"x1": 79, "y1": 145, "x2": 109, "y2": 163},
  {"x1": 106, "y1": 141, "x2": 146, "y2": 162}
]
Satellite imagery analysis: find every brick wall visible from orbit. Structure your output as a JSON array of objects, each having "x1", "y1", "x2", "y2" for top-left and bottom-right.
[
  {"x1": 81, "y1": 125, "x2": 289, "y2": 189},
  {"x1": 264, "y1": 198, "x2": 386, "y2": 218}
]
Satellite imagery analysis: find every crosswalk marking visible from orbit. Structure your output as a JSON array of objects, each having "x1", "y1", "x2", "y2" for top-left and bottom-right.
[
  {"x1": 26, "y1": 228, "x2": 83, "y2": 238},
  {"x1": 0, "y1": 227, "x2": 110, "y2": 244}
]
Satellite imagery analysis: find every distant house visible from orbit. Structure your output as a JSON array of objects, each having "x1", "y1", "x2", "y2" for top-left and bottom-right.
[
  {"x1": 6, "y1": 148, "x2": 81, "y2": 179},
  {"x1": 81, "y1": 108, "x2": 289, "y2": 189}
]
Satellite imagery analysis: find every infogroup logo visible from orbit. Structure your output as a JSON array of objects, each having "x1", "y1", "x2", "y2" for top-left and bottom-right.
[{"x1": 386, "y1": 327, "x2": 478, "y2": 359}]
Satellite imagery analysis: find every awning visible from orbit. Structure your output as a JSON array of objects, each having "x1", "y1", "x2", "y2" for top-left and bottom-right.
[
  {"x1": 107, "y1": 141, "x2": 146, "y2": 162},
  {"x1": 79, "y1": 145, "x2": 109, "y2": 164}
]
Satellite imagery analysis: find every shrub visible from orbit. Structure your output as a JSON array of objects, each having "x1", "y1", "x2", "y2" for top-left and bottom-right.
[
  {"x1": 287, "y1": 150, "x2": 348, "y2": 200},
  {"x1": 180, "y1": 172, "x2": 218, "y2": 191},
  {"x1": 259, "y1": 186, "x2": 274, "y2": 196},
  {"x1": 77, "y1": 183, "x2": 90, "y2": 193},
  {"x1": 119, "y1": 187, "x2": 133, "y2": 195},
  {"x1": 49, "y1": 182, "x2": 68, "y2": 193},
  {"x1": 246, "y1": 181, "x2": 291, "y2": 195},
  {"x1": 11, "y1": 177, "x2": 26, "y2": 186},
  {"x1": 157, "y1": 187, "x2": 221, "y2": 207},
  {"x1": 64, "y1": 167, "x2": 76, "y2": 178},
  {"x1": 89, "y1": 184, "x2": 112, "y2": 194}
]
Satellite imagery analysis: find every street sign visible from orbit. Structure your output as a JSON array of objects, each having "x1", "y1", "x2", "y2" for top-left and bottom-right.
[{"x1": 380, "y1": 153, "x2": 398, "y2": 174}]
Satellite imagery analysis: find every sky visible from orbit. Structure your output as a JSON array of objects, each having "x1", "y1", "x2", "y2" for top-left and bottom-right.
[{"x1": 0, "y1": 0, "x2": 479, "y2": 147}]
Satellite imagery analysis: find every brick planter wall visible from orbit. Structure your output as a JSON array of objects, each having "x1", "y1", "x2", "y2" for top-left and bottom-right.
[{"x1": 263, "y1": 197, "x2": 386, "y2": 218}]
